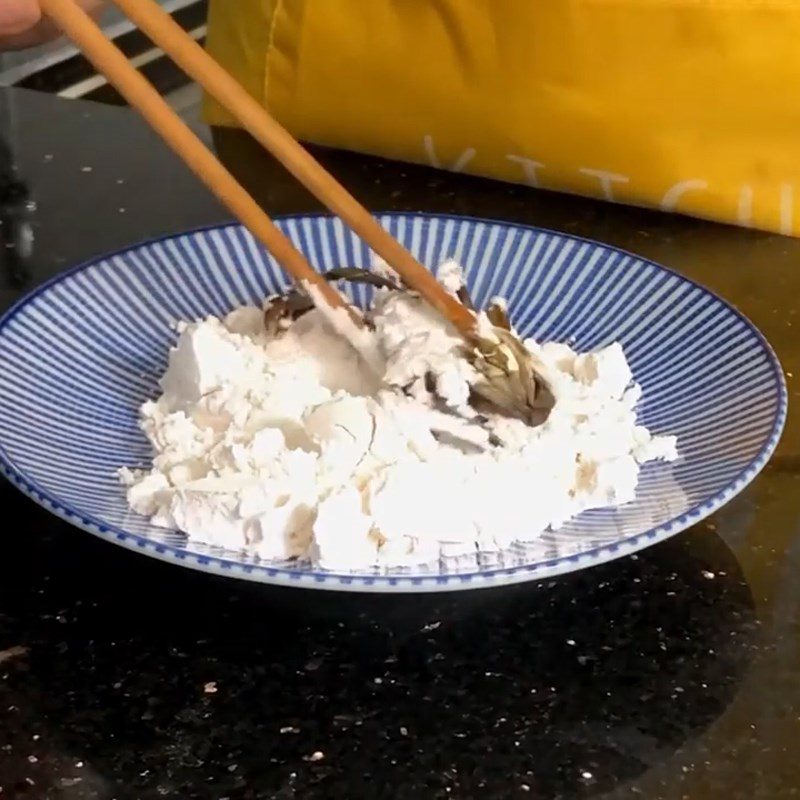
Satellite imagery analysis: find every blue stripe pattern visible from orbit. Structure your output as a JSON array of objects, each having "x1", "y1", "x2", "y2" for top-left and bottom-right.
[{"x1": 0, "y1": 214, "x2": 787, "y2": 592}]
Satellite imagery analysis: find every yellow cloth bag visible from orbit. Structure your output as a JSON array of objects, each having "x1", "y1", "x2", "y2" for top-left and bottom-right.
[{"x1": 205, "y1": 0, "x2": 800, "y2": 236}]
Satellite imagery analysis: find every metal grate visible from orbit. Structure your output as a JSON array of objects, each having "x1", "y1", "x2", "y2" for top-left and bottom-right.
[
  {"x1": 11, "y1": 0, "x2": 208, "y2": 102},
  {"x1": 1, "y1": 1, "x2": 210, "y2": 142}
]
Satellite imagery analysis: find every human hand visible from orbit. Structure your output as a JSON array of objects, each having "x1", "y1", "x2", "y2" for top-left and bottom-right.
[
  {"x1": 0, "y1": 1, "x2": 41, "y2": 41},
  {"x1": 1, "y1": 1, "x2": 106, "y2": 51}
]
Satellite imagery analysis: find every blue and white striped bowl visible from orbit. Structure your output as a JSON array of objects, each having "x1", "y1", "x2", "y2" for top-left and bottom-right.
[{"x1": 0, "y1": 214, "x2": 787, "y2": 592}]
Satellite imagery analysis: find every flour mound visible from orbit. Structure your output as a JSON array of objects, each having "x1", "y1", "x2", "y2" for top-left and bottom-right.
[{"x1": 120, "y1": 264, "x2": 677, "y2": 570}]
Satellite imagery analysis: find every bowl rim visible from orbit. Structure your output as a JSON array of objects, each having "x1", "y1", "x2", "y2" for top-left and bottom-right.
[{"x1": 0, "y1": 212, "x2": 788, "y2": 592}]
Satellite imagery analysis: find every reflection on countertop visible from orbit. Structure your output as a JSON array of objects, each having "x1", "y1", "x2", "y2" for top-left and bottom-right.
[
  {"x1": 0, "y1": 92, "x2": 34, "y2": 290},
  {"x1": 0, "y1": 514, "x2": 758, "y2": 799}
]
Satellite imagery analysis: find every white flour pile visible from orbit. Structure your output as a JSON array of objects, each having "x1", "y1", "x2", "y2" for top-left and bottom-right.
[{"x1": 120, "y1": 261, "x2": 677, "y2": 570}]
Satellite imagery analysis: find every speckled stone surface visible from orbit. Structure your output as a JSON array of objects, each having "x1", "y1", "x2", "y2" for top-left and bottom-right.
[{"x1": 0, "y1": 88, "x2": 798, "y2": 800}]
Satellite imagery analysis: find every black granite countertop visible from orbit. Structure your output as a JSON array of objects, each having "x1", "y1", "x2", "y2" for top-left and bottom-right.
[{"x1": 0, "y1": 88, "x2": 798, "y2": 800}]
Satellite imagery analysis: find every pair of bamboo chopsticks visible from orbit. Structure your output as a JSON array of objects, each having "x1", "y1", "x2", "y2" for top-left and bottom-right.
[{"x1": 39, "y1": 0, "x2": 477, "y2": 340}]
